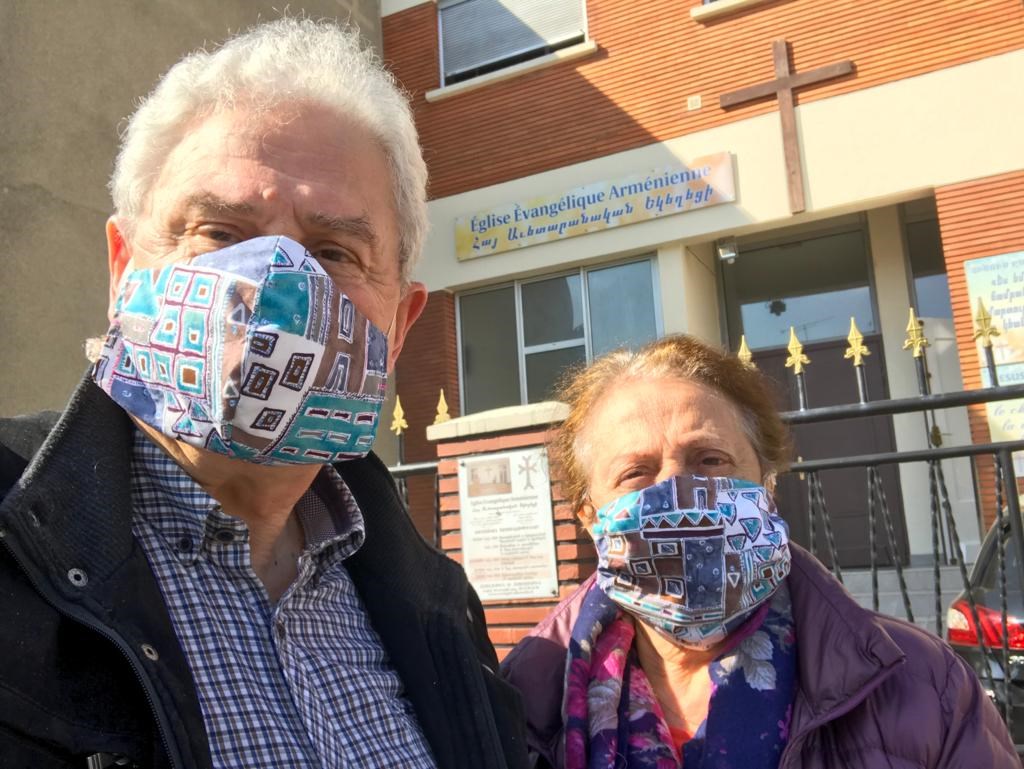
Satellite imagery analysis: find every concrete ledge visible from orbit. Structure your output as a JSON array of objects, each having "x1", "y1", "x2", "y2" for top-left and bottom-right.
[
  {"x1": 427, "y1": 401, "x2": 569, "y2": 441},
  {"x1": 425, "y1": 40, "x2": 598, "y2": 103},
  {"x1": 690, "y1": 0, "x2": 777, "y2": 22}
]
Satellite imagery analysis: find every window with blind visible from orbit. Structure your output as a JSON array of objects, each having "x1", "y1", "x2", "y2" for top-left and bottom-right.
[{"x1": 439, "y1": 0, "x2": 587, "y2": 85}]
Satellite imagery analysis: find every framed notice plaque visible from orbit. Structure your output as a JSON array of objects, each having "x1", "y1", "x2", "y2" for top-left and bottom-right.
[
  {"x1": 457, "y1": 447, "x2": 559, "y2": 601},
  {"x1": 965, "y1": 250, "x2": 1024, "y2": 475}
]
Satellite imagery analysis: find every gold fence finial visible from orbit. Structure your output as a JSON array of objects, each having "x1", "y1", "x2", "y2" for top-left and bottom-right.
[
  {"x1": 844, "y1": 317, "x2": 870, "y2": 367},
  {"x1": 973, "y1": 298, "x2": 1001, "y2": 349},
  {"x1": 389, "y1": 395, "x2": 408, "y2": 436},
  {"x1": 903, "y1": 308, "x2": 929, "y2": 358},
  {"x1": 785, "y1": 327, "x2": 810, "y2": 375},
  {"x1": 433, "y1": 388, "x2": 452, "y2": 425},
  {"x1": 737, "y1": 335, "x2": 755, "y2": 369}
]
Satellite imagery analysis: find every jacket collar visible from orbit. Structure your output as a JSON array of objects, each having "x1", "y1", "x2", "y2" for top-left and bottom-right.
[
  {"x1": 1, "y1": 375, "x2": 138, "y2": 588},
  {"x1": 786, "y1": 544, "x2": 905, "y2": 731}
]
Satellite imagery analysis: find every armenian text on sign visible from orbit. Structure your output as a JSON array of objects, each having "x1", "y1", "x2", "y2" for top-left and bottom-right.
[{"x1": 455, "y1": 152, "x2": 736, "y2": 261}]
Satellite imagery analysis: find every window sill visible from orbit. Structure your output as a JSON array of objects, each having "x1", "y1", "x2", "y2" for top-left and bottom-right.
[
  {"x1": 690, "y1": 0, "x2": 776, "y2": 22},
  {"x1": 425, "y1": 40, "x2": 598, "y2": 103}
]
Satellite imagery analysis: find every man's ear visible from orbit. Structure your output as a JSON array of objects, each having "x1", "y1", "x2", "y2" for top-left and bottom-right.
[
  {"x1": 386, "y1": 281, "x2": 429, "y2": 370},
  {"x1": 106, "y1": 216, "x2": 132, "y2": 321}
]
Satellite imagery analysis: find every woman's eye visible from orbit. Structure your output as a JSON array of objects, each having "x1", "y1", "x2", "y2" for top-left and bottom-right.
[
  {"x1": 616, "y1": 467, "x2": 650, "y2": 485},
  {"x1": 698, "y1": 454, "x2": 732, "y2": 470}
]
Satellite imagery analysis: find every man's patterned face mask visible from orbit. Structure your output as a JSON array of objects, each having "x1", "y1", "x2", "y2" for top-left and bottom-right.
[
  {"x1": 93, "y1": 235, "x2": 389, "y2": 465},
  {"x1": 592, "y1": 474, "x2": 791, "y2": 650}
]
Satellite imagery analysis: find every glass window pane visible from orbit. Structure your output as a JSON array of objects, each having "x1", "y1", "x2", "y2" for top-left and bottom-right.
[
  {"x1": 459, "y1": 287, "x2": 521, "y2": 413},
  {"x1": 587, "y1": 260, "x2": 658, "y2": 357},
  {"x1": 521, "y1": 274, "x2": 584, "y2": 347},
  {"x1": 724, "y1": 229, "x2": 877, "y2": 351},
  {"x1": 525, "y1": 345, "x2": 586, "y2": 403},
  {"x1": 904, "y1": 212, "x2": 951, "y2": 318},
  {"x1": 906, "y1": 219, "x2": 945, "y2": 276},
  {"x1": 914, "y1": 274, "x2": 953, "y2": 319},
  {"x1": 739, "y1": 286, "x2": 876, "y2": 350}
]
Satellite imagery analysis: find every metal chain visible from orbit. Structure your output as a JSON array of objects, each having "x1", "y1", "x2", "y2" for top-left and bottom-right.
[{"x1": 872, "y1": 468, "x2": 914, "y2": 622}]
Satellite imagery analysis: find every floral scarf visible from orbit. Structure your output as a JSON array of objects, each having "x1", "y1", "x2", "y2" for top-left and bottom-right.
[{"x1": 563, "y1": 582, "x2": 797, "y2": 769}]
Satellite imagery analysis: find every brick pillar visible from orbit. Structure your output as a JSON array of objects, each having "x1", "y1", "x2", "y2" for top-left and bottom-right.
[
  {"x1": 936, "y1": 170, "x2": 1024, "y2": 527},
  {"x1": 395, "y1": 289, "x2": 460, "y2": 540},
  {"x1": 429, "y1": 410, "x2": 597, "y2": 660}
]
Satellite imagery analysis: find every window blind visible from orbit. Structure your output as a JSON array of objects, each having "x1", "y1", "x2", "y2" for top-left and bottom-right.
[{"x1": 440, "y1": 0, "x2": 585, "y2": 82}]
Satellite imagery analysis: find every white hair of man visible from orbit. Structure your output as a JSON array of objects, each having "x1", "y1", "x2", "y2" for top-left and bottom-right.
[{"x1": 110, "y1": 17, "x2": 428, "y2": 282}]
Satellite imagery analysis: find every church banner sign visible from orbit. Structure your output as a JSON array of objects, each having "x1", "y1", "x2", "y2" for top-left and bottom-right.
[
  {"x1": 455, "y1": 152, "x2": 736, "y2": 261},
  {"x1": 457, "y1": 447, "x2": 559, "y2": 601},
  {"x1": 964, "y1": 250, "x2": 1024, "y2": 474}
]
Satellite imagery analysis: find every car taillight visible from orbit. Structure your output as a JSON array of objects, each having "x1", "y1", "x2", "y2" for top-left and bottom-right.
[{"x1": 947, "y1": 599, "x2": 1024, "y2": 650}]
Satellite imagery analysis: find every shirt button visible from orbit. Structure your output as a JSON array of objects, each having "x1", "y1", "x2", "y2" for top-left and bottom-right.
[
  {"x1": 214, "y1": 530, "x2": 235, "y2": 544},
  {"x1": 177, "y1": 536, "x2": 193, "y2": 553}
]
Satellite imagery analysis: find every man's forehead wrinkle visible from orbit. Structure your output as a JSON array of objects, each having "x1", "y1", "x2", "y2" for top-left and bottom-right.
[{"x1": 185, "y1": 192, "x2": 258, "y2": 216}]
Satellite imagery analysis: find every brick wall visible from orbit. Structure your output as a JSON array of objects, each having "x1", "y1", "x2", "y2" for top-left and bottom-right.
[
  {"x1": 936, "y1": 170, "x2": 1024, "y2": 526},
  {"x1": 434, "y1": 427, "x2": 596, "y2": 660},
  {"x1": 395, "y1": 289, "x2": 460, "y2": 539},
  {"x1": 383, "y1": 0, "x2": 1024, "y2": 200}
]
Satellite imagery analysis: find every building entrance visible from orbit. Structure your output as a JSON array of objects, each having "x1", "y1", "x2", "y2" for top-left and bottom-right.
[{"x1": 721, "y1": 221, "x2": 910, "y2": 567}]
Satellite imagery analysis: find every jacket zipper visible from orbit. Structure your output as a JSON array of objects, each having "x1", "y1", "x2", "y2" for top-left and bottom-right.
[{"x1": 0, "y1": 535, "x2": 183, "y2": 769}]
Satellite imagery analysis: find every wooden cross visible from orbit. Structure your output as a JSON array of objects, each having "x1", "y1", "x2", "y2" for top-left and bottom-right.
[{"x1": 720, "y1": 40, "x2": 854, "y2": 214}]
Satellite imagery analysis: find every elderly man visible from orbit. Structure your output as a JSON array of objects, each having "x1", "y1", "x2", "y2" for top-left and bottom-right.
[{"x1": 0, "y1": 19, "x2": 526, "y2": 769}]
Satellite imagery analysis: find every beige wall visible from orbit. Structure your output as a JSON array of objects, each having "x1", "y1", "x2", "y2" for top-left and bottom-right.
[{"x1": 0, "y1": 0, "x2": 381, "y2": 417}]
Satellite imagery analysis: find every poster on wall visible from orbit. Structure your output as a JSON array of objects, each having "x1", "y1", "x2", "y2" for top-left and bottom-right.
[
  {"x1": 964, "y1": 250, "x2": 1024, "y2": 474},
  {"x1": 457, "y1": 447, "x2": 559, "y2": 601}
]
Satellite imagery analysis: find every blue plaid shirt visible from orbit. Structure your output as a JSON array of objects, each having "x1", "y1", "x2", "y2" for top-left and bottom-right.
[{"x1": 129, "y1": 431, "x2": 436, "y2": 769}]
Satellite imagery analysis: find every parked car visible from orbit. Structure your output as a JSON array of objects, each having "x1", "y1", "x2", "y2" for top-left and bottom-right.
[{"x1": 946, "y1": 520, "x2": 1024, "y2": 751}]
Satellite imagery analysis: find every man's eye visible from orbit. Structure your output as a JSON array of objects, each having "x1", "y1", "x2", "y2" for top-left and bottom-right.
[
  {"x1": 197, "y1": 227, "x2": 241, "y2": 244},
  {"x1": 314, "y1": 247, "x2": 356, "y2": 263}
]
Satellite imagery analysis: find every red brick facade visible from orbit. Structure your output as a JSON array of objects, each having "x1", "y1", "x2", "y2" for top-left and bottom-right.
[
  {"x1": 394, "y1": 289, "x2": 460, "y2": 539},
  {"x1": 937, "y1": 170, "x2": 1024, "y2": 526}
]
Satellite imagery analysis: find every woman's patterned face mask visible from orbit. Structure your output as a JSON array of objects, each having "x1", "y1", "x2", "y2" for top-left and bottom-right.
[
  {"x1": 591, "y1": 474, "x2": 791, "y2": 650},
  {"x1": 93, "y1": 235, "x2": 389, "y2": 465}
]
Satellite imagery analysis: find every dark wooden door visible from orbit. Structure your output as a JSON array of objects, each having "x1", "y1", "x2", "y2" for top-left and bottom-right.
[{"x1": 754, "y1": 336, "x2": 910, "y2": 568}]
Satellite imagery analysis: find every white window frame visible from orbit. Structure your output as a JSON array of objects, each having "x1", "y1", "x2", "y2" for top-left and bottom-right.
[
  {"x1": 456, "y1": 257, "x2": 662, "y2": 414},
  {"x1": 438, "y1": 0, "x2": 589, "y2": 87}
]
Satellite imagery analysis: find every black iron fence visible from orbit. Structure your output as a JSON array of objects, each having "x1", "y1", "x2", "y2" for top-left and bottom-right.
[{"x1": 776, "y1": 307, "x2": 1024, "y2": 740}]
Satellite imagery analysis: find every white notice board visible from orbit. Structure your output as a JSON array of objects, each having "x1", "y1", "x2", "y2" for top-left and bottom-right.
[{"x1": 457, "y1": 447, "x2": 559, "y2": 601}]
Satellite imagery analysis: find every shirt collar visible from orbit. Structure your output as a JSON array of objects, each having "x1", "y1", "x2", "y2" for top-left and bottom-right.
[{"x1": 130, "y1": 428, "x2": 366, "y2": 565}]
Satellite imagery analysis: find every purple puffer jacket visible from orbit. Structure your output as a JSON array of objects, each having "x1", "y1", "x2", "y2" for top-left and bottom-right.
[{"x1": 501, "y1": 544, "x2": 1018, "y2": 768}]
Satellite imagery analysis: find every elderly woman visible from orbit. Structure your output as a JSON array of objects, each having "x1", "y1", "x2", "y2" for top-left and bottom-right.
[{"x1": 502, "y1": 334, "x2": 1016, "y2": 768}]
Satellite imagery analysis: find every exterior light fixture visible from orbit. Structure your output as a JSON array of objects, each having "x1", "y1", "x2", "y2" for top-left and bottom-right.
[{"x1": 716, "y1": 237, "x2": 738, "y2": 264}]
